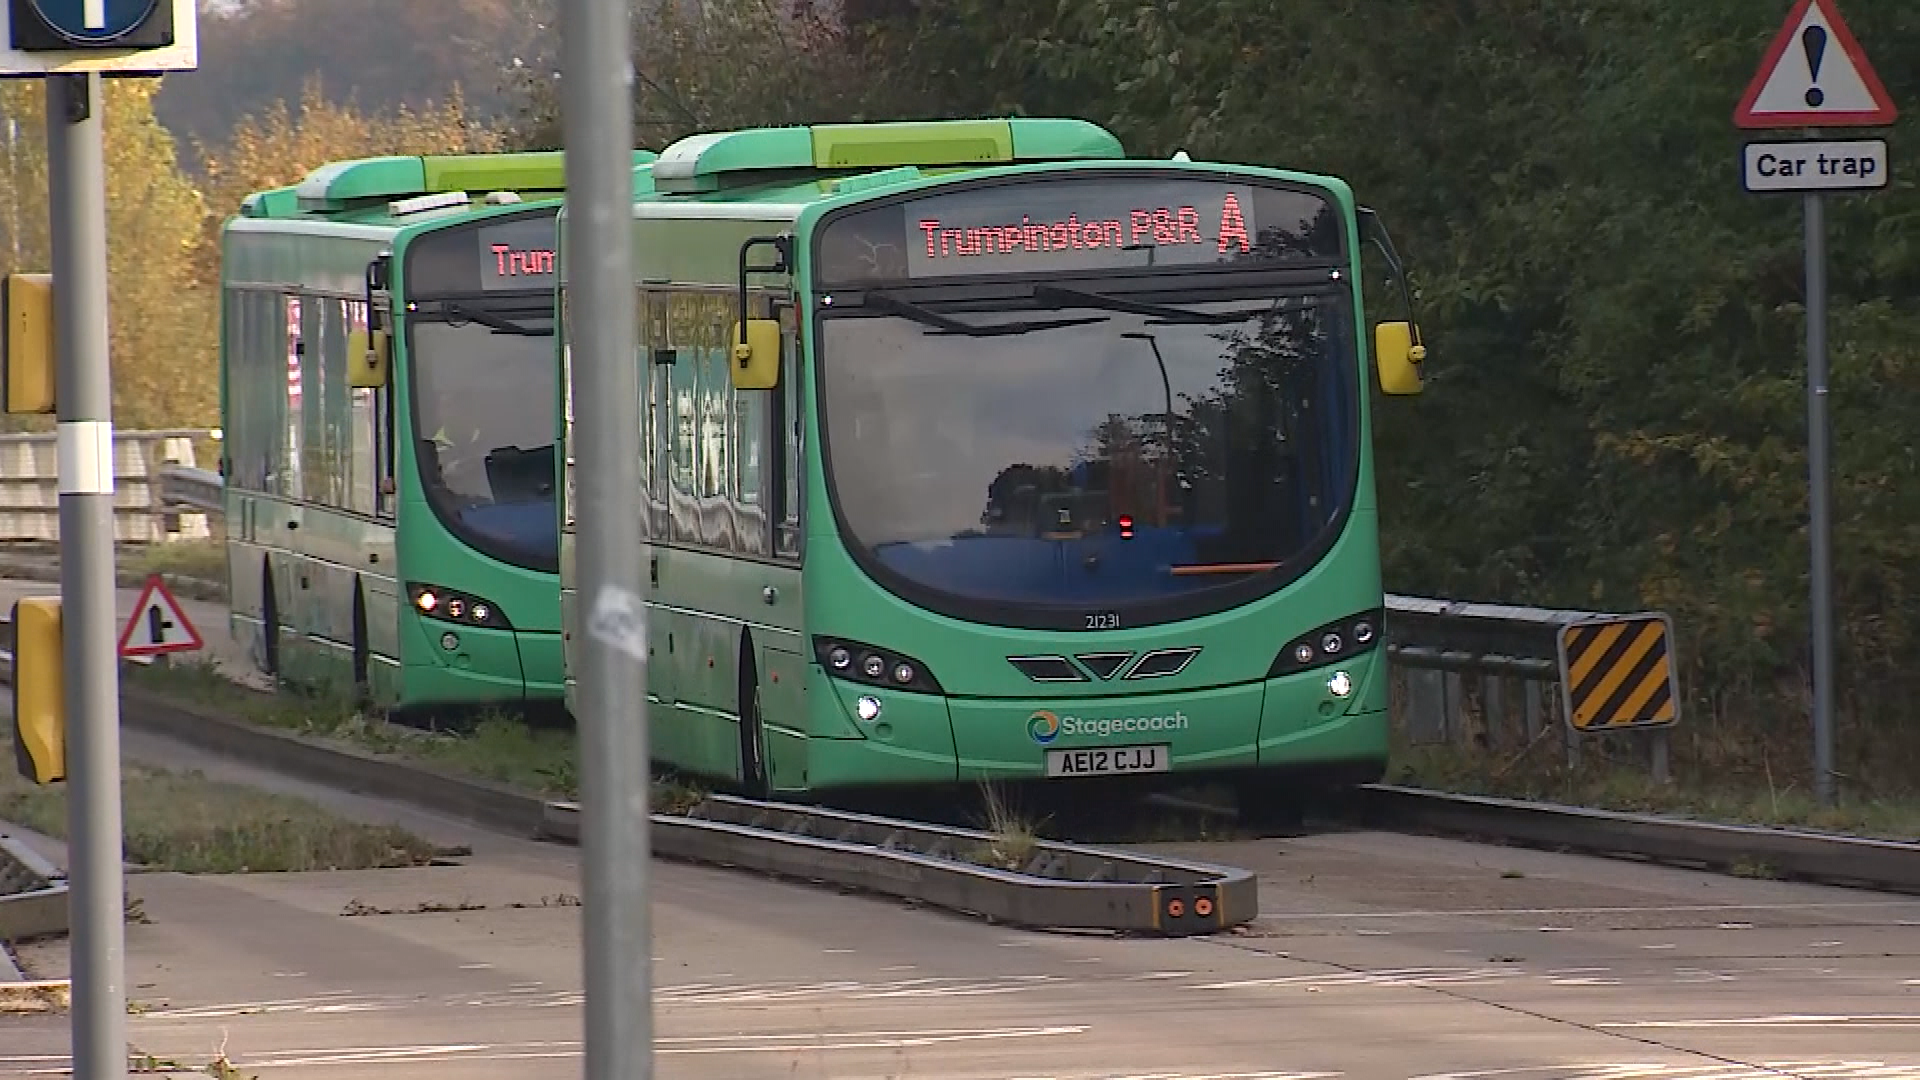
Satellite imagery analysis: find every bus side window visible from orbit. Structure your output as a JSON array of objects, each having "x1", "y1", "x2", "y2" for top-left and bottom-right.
[
  {"x1": 776, "y1": 319, "x2": 801, "y2": 559},
  {"x1": 371, "y1": 302, "x2": 397, "y2": 519}
]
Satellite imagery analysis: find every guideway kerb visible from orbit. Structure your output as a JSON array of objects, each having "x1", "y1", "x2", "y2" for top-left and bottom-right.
[
  {"x1": 1362, "y1": 785, "x2": 1920, "y2": 894},
  {"x1": 0, "y1": 613, "x2": 1257, "y2": 938},
  {"x1": 538, "y1": 796, "x2": 1258, "y2": 937}
]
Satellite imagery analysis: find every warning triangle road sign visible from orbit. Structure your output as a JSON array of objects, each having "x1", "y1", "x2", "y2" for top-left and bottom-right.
[
  {"x1": 1735, "y1": 0, "x2": 1897, "y2": 129},
  {"x1": 118, "y1": 575, "x2": 205, "y2": 658}
]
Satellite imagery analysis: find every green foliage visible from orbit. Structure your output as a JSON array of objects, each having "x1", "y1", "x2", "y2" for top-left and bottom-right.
[
  {"x1": 506, "y1": 0, "x2": 1920, "y2": 791},
  {"x1": 506, "y1": 0, "x2": 882, "y2": 151}
]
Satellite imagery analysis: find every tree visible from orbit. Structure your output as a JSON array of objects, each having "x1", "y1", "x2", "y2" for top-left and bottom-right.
[
  {"x1": 509, "y1": 0, "x2": 1920, "y2": 783},
  {"x1": 190, "y1": 80, "x2": 504, "y2": 284},
  {"x1": 155, "y1": 0, "x2": 546, "y2": 150},
  {"x1": 506, "y1": 0, "x2": 879, "y2": 151},
  {"x1": 840, "y1": 0, "x2": 1920, "y2": 782},
  {"x1": 0, "y1": 79, "x2": 218, "y2": 430}
]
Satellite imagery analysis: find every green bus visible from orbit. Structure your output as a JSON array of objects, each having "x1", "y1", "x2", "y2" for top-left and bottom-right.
[
  {"x1": 220, "y1": 150, "x2": 656, "y2": 714},
  {"x1": 557, "y1": 119, "x2": 1424, "y2": 817}
]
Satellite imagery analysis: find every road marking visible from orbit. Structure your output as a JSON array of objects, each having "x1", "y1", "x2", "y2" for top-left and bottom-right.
[
  {"x1": 131, "y1": 959, "x2": 1920, "y2": 1025},
  {"x1": 1193, "y1": 965, "x2": 1533, "y2": 991},
  {"x1": 222, "y1": 1027, "x2": 1091, "y2": 1069},
  {"x1": 1262, "y1": 901, "x2": 1920, "y2": 920},
  {"x1": 1413, "y1": 1064, "x2": 1920, "y2": 1080},
  {"x1": 1599, "y1": 1015, "x2": 1920, "y2": 1030}
]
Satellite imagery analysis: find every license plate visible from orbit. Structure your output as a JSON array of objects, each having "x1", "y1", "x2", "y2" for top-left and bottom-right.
[{"x1": 1045, "y1": 744, "x2": 1170, "y2": 778}]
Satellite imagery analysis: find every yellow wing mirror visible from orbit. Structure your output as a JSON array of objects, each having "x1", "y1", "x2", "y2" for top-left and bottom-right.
[
  {"x1": 2, "y1": 273, "x2": 55, "y2": 415},
  {"x1": 1373, "y1": 321, "x2": 1425, "y2": 396},
  {"x1": 12, "y1": 596, "x2": 65, "y2": 784},
  {"x1": 347, "y1": 328, "x2": 390, "y2": 388},
  {"x1": 730, "y1": 319, "x2": 782, "y2": 390}
]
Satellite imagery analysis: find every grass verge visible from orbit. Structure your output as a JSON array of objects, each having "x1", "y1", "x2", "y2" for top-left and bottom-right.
[
  {"x1": 1388, "y1": 740, "x2": 1920, "y2": 843},
  {"x1": 122, "y1": 659, "x2": 709, "y2": 813},
  {"x1": 0, "y1": 758, "x2": 446, "y2": 874},
  {"x1": 120, "y1": 650, "x2": 1920, "y2": 848},
  {"x1": 124, "y1": 536, "x2": 226, "y2": 588},
  {"x1": 126, "y1": 660, "x2": 582, "y2": 798}
]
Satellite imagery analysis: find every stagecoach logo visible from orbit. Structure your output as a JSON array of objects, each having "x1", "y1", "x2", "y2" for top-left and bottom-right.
[
  {"x1": 1027, "y1": 709, "x2": 1190, "y2": 745},
  {"x1": 1027, "y1": 710, "x2": 1062, "y2": 745}
]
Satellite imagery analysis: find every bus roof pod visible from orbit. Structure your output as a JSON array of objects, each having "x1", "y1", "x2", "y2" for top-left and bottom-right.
[
  {"x1": 289, "y1": 150, "x2": 661, "y2": 215},
  {"x1": 650, "y1": 118, "x2": 1126, "y2": 195}
]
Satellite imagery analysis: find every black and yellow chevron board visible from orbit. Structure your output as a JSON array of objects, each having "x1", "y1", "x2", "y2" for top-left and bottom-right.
[{"x1": 1555, "y1": 614, "x2": 1681, "y2": 732}]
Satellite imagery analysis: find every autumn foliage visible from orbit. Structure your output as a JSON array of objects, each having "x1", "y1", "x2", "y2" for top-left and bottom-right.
[{"x1": 0, "y1": 77, "x2": 501, "y2": 433}]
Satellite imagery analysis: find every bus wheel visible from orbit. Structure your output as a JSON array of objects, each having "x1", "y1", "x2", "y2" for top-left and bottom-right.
[
  {"x1": 260, "y1": 562, "x2": 281, "y2": 679},
  {"x1": 351, "y1": 583, "x2": 370, "y2": 705},
  {"x1": 737, "y1": 637, "x2": 770, "y2": 798}
]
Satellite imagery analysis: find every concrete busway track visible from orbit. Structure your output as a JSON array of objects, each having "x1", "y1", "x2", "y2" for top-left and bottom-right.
[
  {"x1": 8, "y1": 698, "x2": 1920, "y2": 1078},
  {"x1": 4, "y1": 570, "x2": 1920, "y2": 899}
]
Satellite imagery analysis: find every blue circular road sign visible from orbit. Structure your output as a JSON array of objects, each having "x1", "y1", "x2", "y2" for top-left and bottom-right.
[{"x1": 23, "y1": 0, "x2": 161, "y2": 44}]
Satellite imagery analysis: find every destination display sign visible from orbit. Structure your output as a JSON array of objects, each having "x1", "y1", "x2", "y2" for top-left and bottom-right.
[
  {"x1": 405, "y1": 208, "x2": 560, "y2": 299},
  {"x1": 814, "y1": 174, "x2": 1342, "y2": 288},
  {"x1": 477, "y1": 216, "x2": 559, "y2": 290}
]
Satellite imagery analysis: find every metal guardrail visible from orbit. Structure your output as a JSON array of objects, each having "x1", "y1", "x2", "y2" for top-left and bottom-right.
[
  {"x1": 539, "y1": 796, "x2": 1257, "y2": 936},
  {"x1": 1382, "y1": 593, "x2": 1682, "y2": 782},
  {"x1": 1384, "y1": 594, "x2": 1596, "y2": 679},
  {"x1": 152, "y1": 464, "x2": 224, "y2": 515},
  {"x1": 0, "y1": 832, "x2": 68, "y2": 943}
]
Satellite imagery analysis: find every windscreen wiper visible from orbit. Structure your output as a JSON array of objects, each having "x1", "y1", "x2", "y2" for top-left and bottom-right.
[
  {"x1": 444, "y1": 303, "x2": 551, "y2": 337},
  {"x1": 864, "y1": 291, "x2": 1105, "y2": 337},
  {"x1": 1031, "y1": 285, "x2": 1258, "y2": 325}
]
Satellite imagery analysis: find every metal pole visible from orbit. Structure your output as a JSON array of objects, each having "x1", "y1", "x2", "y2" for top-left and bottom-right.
[
  {"x1": 1804, "y1": 188, "x2": 1835, "y2": 807},
  {"x1": 46, "y1": 72, "x2": 128, "y2": 1080},
  {"x1": 559, "y1": 2, "x2": 650, "y2": 1078}
]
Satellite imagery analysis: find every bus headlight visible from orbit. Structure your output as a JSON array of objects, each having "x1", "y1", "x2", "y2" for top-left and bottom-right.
[
  {"x1": 1268, "y1": 609, "x2": 1383, "y2": 678},
  {"x1": 812, "y1": 636, "x2": 943, "y2": 694},
  {"x1": 1327, "y1": 670, "x2": 1354, "y2": 698},
  {"x1": 408, "y1": 583, "x2": 513, "y2": 630},
  {"x1": 855, "y1": 695, "x2": 883, "y2": 722}
]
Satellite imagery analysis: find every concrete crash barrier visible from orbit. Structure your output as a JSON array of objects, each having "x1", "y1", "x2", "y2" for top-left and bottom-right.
[
  {"x1": 0, "y1": 832, "x2": 68, "y2": 946},
  {"x1": 540, "y1": 796, "x2": 1259, "y2": 937}
]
